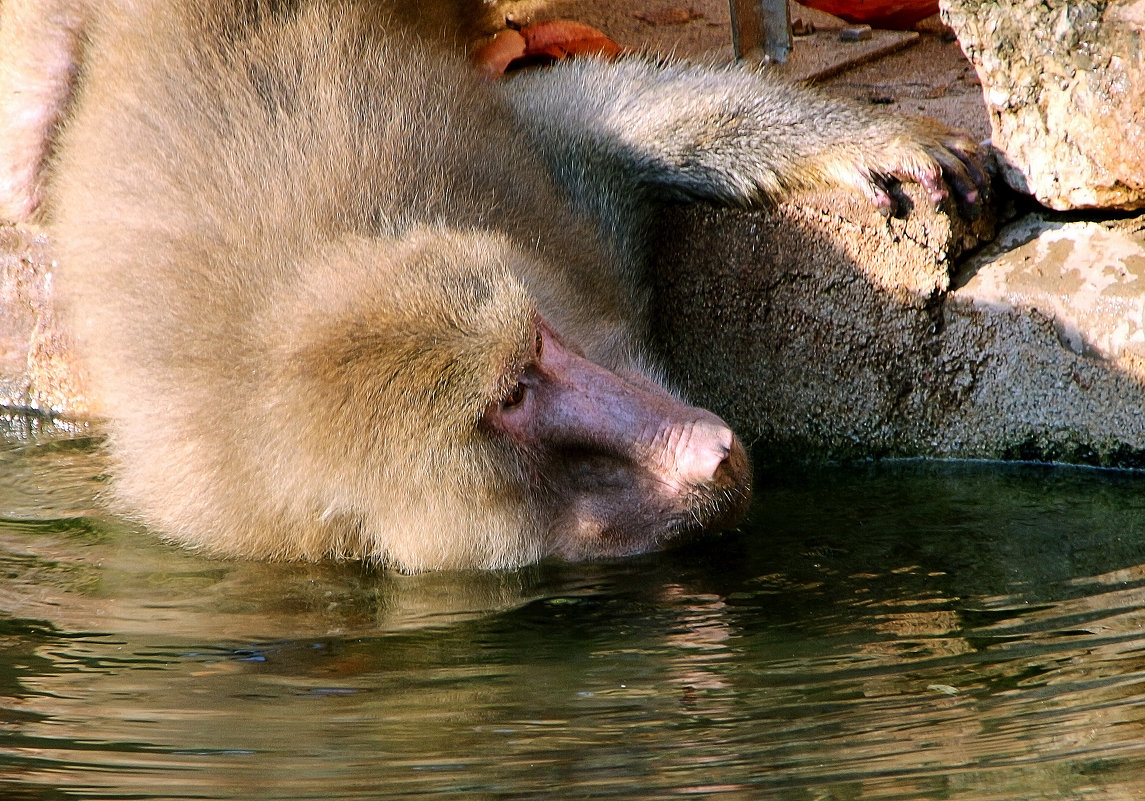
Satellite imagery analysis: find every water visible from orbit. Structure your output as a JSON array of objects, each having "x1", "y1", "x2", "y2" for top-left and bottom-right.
[{"x1": 3, "y1": 419, "x2": 1145, "y2": 800}]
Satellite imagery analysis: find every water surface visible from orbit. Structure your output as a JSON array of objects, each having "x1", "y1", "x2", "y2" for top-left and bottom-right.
[{"x1": 3, "y1": 418, "x2": 1145, "y2": 799}]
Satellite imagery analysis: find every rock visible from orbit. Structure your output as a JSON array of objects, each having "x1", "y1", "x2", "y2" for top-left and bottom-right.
[
  {"x1": 956, "y1": 215, "x2": 1145, "y2": 366},
  {"x1": 0, "y1": 223, "x2": 88, "y2": 419},
  {"x1": 936, "y1": 213, "x2": 1145, "y2": 465},
  {"x1": 649, "y1": 185, "x2": 999, "y2": 463},
  {"x1": 941, "y1": 0, "x2": 1145, "y2": 211},
  {"x1": 652, "y1": 198, "x2": 1145, "y2": 468},
  {"x1": 838, "y1": 25, "x2": 873, "y2": 43}
]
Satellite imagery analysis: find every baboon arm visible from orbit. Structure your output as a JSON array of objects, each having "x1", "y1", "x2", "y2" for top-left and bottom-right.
[{"x1": 501, "y1": 56, "x2": 987, "y2": 213}]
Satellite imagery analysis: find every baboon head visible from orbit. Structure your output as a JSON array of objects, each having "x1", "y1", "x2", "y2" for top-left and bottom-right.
[{"x1": 272, "y1": 229, "x2": 751, "y2": 571}]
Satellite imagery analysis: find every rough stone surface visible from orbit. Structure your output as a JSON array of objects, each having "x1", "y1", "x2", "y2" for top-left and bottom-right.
[
  {"x1": 941, "y1": 0, "x2": 1145, "y2": 211},
  {"x1": 0, "y1": 223, "x2": 86, "y2": 419},
  {"x1": 937, "y1": 213, "x2": 1145, "y2": 465},
  {"x1": 956, "y1": 215, "x2": 1145, "y2": 365},
  {"x1": 649, "y1": 185, "x2": 998, "y2": 462},
  {"x1": 650, "y1": 199, "x2": 1145, "y2": 468}
]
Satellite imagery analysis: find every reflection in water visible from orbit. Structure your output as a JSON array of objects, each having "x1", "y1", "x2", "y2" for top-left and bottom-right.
[{"x1": 3, "y1": 419, "x2": 1145, "y2": 799}]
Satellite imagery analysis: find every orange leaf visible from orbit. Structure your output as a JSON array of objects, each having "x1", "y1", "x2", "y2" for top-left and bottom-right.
[
  {"x1": 472, "y1": 29, "x2": 527, "y2": 79},
  {"x1": 520, "y1": 20, "x2": 623, "y2": 61}
]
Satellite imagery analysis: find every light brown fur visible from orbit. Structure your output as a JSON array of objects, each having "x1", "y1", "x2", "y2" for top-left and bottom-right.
[{"x1": 0, "y1": 0, "x2": 984, "y2": 570}]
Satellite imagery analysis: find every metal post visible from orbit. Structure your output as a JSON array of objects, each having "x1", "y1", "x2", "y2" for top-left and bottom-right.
[{"x1": 729, "y1": 0, "x2": 792, "y2": 64}]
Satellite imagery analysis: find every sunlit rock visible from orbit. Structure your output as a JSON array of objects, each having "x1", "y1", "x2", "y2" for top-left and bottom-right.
[{"x1": 942, "y1": 0, "x2": 1145, "y2": 210}]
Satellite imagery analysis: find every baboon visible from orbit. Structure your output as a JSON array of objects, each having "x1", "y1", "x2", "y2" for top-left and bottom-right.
[{"x1": 0, "y1": 0, "x2": 984, "y2": 571}]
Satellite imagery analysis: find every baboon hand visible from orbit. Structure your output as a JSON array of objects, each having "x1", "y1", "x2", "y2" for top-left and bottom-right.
[{"x1": 854, "y1": 122, "x2": 991, "y2": 218}]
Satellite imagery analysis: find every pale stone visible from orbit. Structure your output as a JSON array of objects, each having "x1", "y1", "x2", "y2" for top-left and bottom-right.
[
  {"x1": 0, "y1": 223, "x2": 88, "y2": 418},
  {"x1": 941, "y1": 0, "x2": 1145, "y2": 210},
  {"x1": 958, "y1": 217, "x2": 1145, "y2": 362}
]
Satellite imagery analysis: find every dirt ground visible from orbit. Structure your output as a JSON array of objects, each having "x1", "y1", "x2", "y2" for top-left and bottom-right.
[{"x1": 466, "y1": 0, "x2": 991, "y2": 143}]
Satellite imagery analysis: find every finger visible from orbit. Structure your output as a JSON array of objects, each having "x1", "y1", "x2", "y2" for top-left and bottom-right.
[
  {"x1": 853, "y1": 171, "x2": 899, "y2": 217},
  {"x1": 951, "y1": 142, "x2": 991, "y2": 195},
  {"x1": 890, "y1": 159, "x2": 947, "y2": 206},
  {"x1": 933, "y1": 148, "x2": 978, "y2": 204}
]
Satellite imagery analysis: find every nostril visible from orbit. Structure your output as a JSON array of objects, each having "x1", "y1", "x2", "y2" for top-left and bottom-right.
[
  {"x1": 677, "y1": 421, "x2": 736, "y2": 485},
  {"x1": 712, "y1": 438, "x2": 745, "y2": 487}
]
